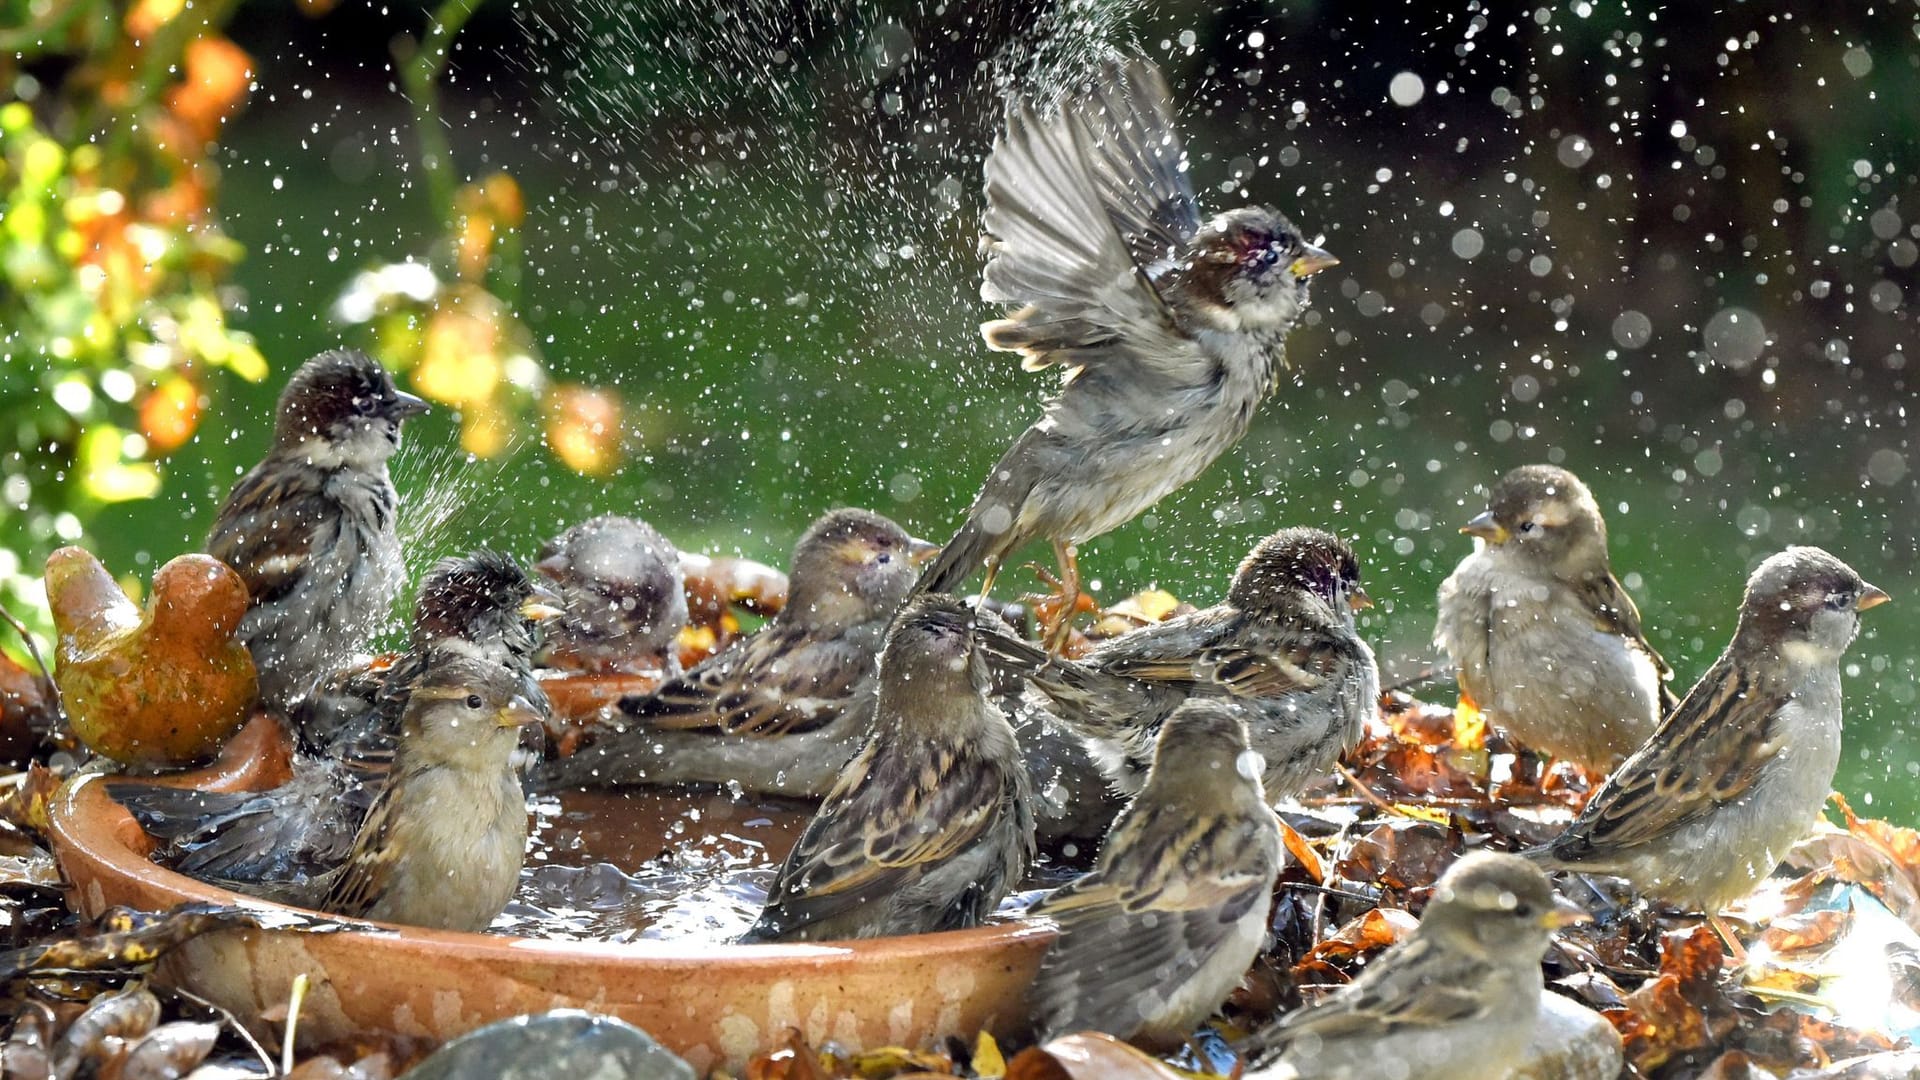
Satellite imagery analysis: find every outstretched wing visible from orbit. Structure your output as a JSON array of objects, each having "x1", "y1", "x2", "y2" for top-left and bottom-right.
[{"x1": 1080, "y1": 57, "x2": 1203, "y2": 268}]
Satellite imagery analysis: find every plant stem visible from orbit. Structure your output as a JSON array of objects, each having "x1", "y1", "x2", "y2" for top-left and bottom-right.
[{"x1": 398, "y1": 0, "x2": 483, "y2": 228}]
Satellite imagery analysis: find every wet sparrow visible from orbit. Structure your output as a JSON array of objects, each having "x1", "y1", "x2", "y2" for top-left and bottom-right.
[
  {"x1": 980, "y1": 528, "x2": 1377, "y2": 801},
  {"x1": 319, "y1": 650, "x2": 543, "y2": 931},
  {"x1": 1527, "y1": 546, "x2": 1887, "y2": 912},
  {"x1": 534, "y1": 514, "x2": 688, "y2": 677},
  {"x1": 114, "y1": 550, "x2": 554, "y2": 888},
  {"x1": 913, "y1": 57, "x2": 1335, "y2": 650},
  {"x1": 1028, "y1": 699, "x2": 1282, "y2": 1047},
  {"x1": 741, "y1": 594, "x2": 1035, "y2": 942},
  {"x1": 1236, "y1": 852, "x2": 1583, "y2": 1080},
  {"x1": 205, "y1": 349, "x2": 427, "y2": 713},
  {"x1": 533, "y1": 508, "x2": 936, "y2": 798},
  {"x1": 1434, "y1": 464, "x2": 1675, "y2": 773}
]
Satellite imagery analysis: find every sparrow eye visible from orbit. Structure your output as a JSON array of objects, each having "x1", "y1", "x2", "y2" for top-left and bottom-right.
[
  {"x1": 1825, "y1": 591, "x2": 1854, "y2": 610},
  {"x1": 465, "y1": 694, "x2": 484, "y2": 710},
  {"x1": 875, "y1": 553, "x2": 892, "y2": 565},
  {"x1": 1258, "y1": 246, "x2": 1281, "y2": 267},
  {"x1": 1518, "y1": 521, "x2": 1538, "y2": 535}
]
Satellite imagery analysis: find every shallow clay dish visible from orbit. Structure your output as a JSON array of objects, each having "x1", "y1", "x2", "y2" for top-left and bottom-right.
[{"x1": 48, "y1": 718, "x2": 1052, "y2": 1072}]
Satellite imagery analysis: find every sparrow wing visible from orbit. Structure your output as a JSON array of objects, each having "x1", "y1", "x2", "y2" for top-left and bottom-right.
[
  {"x1": 205, "y1": 462, "x2": 335, "y2": 605},
  {"x1": 322, "y1": 778, "x2": 404, "y2": 918},
  {"x1": 1096, "y1": 612, "x2": 1337, "y2": 700},
  {"x1": 755, "y1": 735, "x2": 1016, "y2": 933},
  {"x1": 1577, "y1": 570, "x2": 1680, "y2": 713},
  {"x1": 620, "y1": 622, "x2": 863, "y2": 737},
  {"x1": 1032, "y1": 799, "x2": 1277, "y2": 1033},
  {"x1": 1239, "y1": 938, "x2": 1497, "y2": 1063},
  {"x1": 979, "y1": 70, "x2": 1206, "y2": 379},
  {"x1": 1079, "y1": 58, "x2": 1203, "y2": 268},
  {"x1": 1545, "y1": 652, "x2": 1789, "y2": 859}
]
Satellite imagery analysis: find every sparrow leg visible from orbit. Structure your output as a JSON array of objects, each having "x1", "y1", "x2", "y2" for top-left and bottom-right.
[
  {"x1": 1708, "y1": 912, "x2": 1749, "y2": 966},
  {"x1": 1040, "y1": 540, "x2": 1081, "y2": 655},
  {"x1": 973, "y1": 561, "x2": 1002, "y2": 610}
]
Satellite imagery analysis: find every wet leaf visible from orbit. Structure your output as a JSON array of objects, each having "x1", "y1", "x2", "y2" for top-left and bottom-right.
[
  {"x1": 52, "y1": 986, "x2": 162, "y2": 1077},
  {"x1": 1006, "y1": 1034, "x2": 1184, "y2": 1080},
  {"x1": 117, "y1": 1019, "x2": 218, "y2": 1079},
  {"x1": 0, "y1": 903, "x2": 340, "y2": 986},
  {"x1": 1278, "y1": 819, "x2": 1323, "y2": 884},
  {"x1": 970, "y1": 1033, "x2": 1007, "y2": 1079},
  {"x1": 1758, "y1": 909, "x2": 1849, "y2": 954}
]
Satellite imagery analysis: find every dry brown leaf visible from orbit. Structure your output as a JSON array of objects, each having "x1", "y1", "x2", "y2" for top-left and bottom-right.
[
  {"x1": 1758, "y1": 909, "x2": 1849, "y2": 954},
  {"x1": 1278, "y1": 820, "x2": 1323, "y2": 884}
]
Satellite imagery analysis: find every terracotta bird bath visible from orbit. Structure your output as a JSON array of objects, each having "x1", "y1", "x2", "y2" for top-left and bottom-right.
[{"x1": 47, "y1": 702, "x2": 1053, "y2": 1072}]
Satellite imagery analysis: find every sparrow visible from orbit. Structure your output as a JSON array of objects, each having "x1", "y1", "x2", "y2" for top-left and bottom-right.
[
  {"x1": 1235, "y1": 852, "x2": 1584, "y2": 1080},
  {"x1": 205, "y1": 349, "x2": 427, "y2": 713},
  {"x1": 740, "y1": 594, "x2": 1036, "y2": 943},
  {"x1": 318, "y1": 650, "x2": 543, "y2": 931},
  {"x1": 1526, "y1": 546, "x2": 1888, "y2": 912},
  {"x1": 112, "y1": 550, "x2": 554, "y2": 889},
  {"x1": 1433, "y1": 464, "x2": 1676, "y2": 773},
  {"x1": 913, "y1": 56, "x2": 1336, "y2": 650},
  {"x1": 531, "y1": 508, "x2": 936, "y2": 799},
  {"x1": 533, "y1": 514, "x2": 688, "y2": 677},
  {"x1": 979, "y1": 527, "x2": 1378, "y2": 801},
  {"x1": 1027, "y1": 699, "x2": 1283, "y2": 1048}
]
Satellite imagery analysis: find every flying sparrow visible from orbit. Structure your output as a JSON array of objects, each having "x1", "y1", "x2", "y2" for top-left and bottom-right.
[
  {"x1": 531, "y1": 508, "x2": 936, "y2": 799},
  {"x1": 533, "y1": 514, "x2": 688, "y2": 677},
  {"x1": 1236, "y1": 851, "x2": 1584, "y2": 1080},
  {"x1": 740, "y1": 594, "x2": 1035, "y2": 942},
  {"x1": 1434, "y1": 464, "x2": 1675, "y2": 773},
  {"x1": 113, "y1": 550, "x2": 554, "y2": 889},
  {"x1": 979, "y1": 527, "x2": 1377, "y2": 801},
  {"x1": 319, "y1": 650, "x2": 544, "y2": 931},
  {"x1": 1526, "y1": 546, "x2": 1887, "y2": 912},
  {"x1": 913, "y1": 57, "x2": 1335, "y2": 650},
  {"x1": 205, "y1": 349, "x2": 427, "y2": 713},
  {"x1": 1027, "y1": 699, "x2": 1282, "y2": 1047}
]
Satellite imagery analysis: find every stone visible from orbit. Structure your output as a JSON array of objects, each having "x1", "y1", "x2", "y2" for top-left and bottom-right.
[
  {"x1": 399, "y1": 1010, "x2": 695, "y2": 1080},
  {"x1": 1511, "y1": 992, "x2": 1623, "y2": 1080}
]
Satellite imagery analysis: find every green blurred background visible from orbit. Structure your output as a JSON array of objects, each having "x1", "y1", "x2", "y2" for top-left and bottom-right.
[{"x1": 12, "y1": 1, "x2": 1920, "y2": 813}]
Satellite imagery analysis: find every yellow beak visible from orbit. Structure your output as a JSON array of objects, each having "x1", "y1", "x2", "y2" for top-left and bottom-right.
[
  {"x1": 497, "y1": 694, "x2": 545, "y2": 729},
  {"x1": 1460, "y1": 510, "x2": 1510, "y2": 545},
  {"x1": 908, "y1": 537, "x2": 943, "y2": 567},
  {"x1": 1290, "y1": 243, "x2": 1340, "y2": 278},
  {"x1": 1542, "y1": 896, "x2": 1592, "y2": 930},
  {"x1": 1858, "y1": 584, "x2": 1892, "y2": 611},
  {"x1": 1348, "y1": 586, "x2": 1373, "y2": 611}
]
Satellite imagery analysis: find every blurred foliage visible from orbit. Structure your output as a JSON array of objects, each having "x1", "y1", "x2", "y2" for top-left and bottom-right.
[{"x1": 0, "y1": 0, "x2": 263, "y2": 647}]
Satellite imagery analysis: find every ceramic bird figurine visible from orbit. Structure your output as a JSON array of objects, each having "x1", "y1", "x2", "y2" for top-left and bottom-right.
[
  {"x1": 914, "y1": 57, "x2": 1335, "y2": 650},
  {"x1": 46, "y1": 547, "x2": 256, "y2": 768}
]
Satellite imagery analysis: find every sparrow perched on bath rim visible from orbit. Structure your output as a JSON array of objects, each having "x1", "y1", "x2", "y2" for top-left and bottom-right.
[
  {"x1": 1027, "y1": 699, "x2": 1282, "y2": 1047},
  {"x1": 1527, "y1": 546, "x2": 1887, "y2": 912},
  {"x1": 1433, "y1": 464, "x2": 1675, "y2": 773},
  {"x1": 113, "y1": 550, "x2": 554, "y2": 889},
  {"x1": 979, "y1": 527, "x2": 1377, "y2": 801},
  {"x1": 741, "y1": 594, "x2": 1035, "y2": 943},
  {"x1": 1235, "y1": 851, "x2": 1584, "y2": 1080},
  {"x1": 913, "y1": 56, "x2": 1335, "y2": 650},
  {"x1": 533, "y1": 514, "x2": 688, "y2": 677},
  {"x1": 205, "y1": 349, "x2": 427, "y2": 712},
  {"x1": 532, "y1": 508, "x2": 936, "y2": 799}
]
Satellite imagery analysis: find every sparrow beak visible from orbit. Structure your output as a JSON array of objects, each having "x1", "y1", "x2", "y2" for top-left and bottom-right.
[
  {"x1": 1460, "y1": 511, "x2": 1510, "y2": 545},
  {"x1": 388, "y1": 390, "x2": 431, "y2": 419},
  {"x1": 1857, "y1": 584, "x2": 1892, "y2": 611},
  {"x1": 521, "y1": 583, "x2": 566, "y2": 623},
  {"x1": 1542, "y1": 895, "x2": 1593, "y2": 930},
  {"x1": 908, "y1": 537, "x2": 943, "y2": 567},
  {"x1": 497, "y1": 694, "x2": 544, "y2": 729},
  {"x1": 533, "y1": 552, "x2": 569, "y2": 582},
  {"x1": 1348, "y1": 586, "x2": 1374, "y2": 611},
  {"x1": 1289, "y1": 242, "x2": 1340, "y2": 278}
]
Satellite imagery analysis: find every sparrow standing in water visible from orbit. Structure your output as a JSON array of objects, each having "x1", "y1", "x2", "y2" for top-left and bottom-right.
[
  {"x1": 914, "y1": 57, "x2": 1336, "y2": 650},
  {"x1": 534, "y1": 514, "x2": 688, "y2": 677},
  {"x1": 1028, "y1": 699, "x2": 1282, "y2": 1047},
  {"x1": 1235, "y1": 852, "x2": 1584, "y2": 1080},
  {"x1": 1434, "y1": 464, "x2": 1675, "y2": 773},
  {"x1": 980, "y1": 528, "x2": 1377, "y2": 801},
  {"x1": 533, "y1": 508, "x2": 936, "y2": 799},
  {"x1": 113, "y1": 551, "x2": 554, "y2": 888},
  {"x1": 1528, "y1": 547, "x2": 1887, "y2": 912},
  {"x1": 320, "y1": 652, "x2": 543, "y2": 931},
  {"x1": 741, "y1": 594, "x2": 1035, "y2": 943},
  {"x1": 206, "y1": 349, "x2": 427, "y2": 712}
]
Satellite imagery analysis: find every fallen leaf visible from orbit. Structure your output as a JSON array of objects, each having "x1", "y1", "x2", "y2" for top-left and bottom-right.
[{"x1": 1007, "y1": 1033, "x2": 1184, "y2": 1080}]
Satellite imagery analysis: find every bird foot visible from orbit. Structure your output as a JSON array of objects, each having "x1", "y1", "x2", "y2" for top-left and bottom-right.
[{"x1": 1018, "y1": 564, "x2": 1095, "y2": 655}]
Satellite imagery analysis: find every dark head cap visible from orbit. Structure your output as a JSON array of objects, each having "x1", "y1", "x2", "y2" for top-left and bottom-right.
[
  {"x1": 273, "y1": 349, "x2": 427, "y2": 451},
  {"x1": 412, "y1": 550, "x2": 538, "y2": 648},
  {"x1": 1229, "y1": 527, "x2": 1365, "y2": 614},
  {"x1": 1736, "y1": 546, "x2": 1887, "y2": 655}
]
